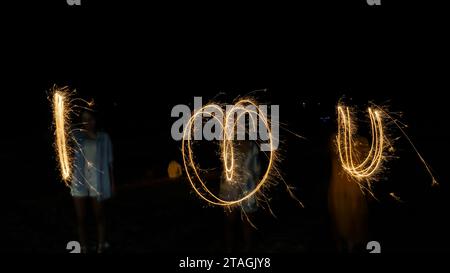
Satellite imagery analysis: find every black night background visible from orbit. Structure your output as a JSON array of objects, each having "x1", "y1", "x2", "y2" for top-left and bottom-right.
[{"x1": 1, "y1": 0, "x2": 449, "y2": 263}]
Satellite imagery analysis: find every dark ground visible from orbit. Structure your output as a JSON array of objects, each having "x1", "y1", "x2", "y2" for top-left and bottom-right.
[
  {"x1": 1, "y1": 0, "x2": 450, "y2": 254},
  {"x1": 2, "y1": 129, "x2": 449, "y2": 253}
]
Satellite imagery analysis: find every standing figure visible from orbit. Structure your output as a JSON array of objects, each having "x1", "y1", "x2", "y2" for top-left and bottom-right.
[
  {"x1": 71, "y1": 110, "x2": 115, "y2": 253},
  {"x1": 328, "y1": 136, "x2": 369, "y2": 253},
  {"x1": 220, "y1": 140, "x2": 261, "y2": 252}
]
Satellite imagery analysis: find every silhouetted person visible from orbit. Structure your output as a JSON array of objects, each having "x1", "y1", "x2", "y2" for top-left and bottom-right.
[
  {"x1": 220, "y1": 140, "x2": 261, "y2": 253},
  {"x1": 328, "y1": 135, "x2": 369, "y2": 253},
  {"x1": 71, "y1": 110, "x2": 115, "y2": 253}
]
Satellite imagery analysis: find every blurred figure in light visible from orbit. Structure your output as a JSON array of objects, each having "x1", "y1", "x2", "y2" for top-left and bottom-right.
[
  {"x1": 167, "y1": 160, "x2": 182, "y2": 179},
  {"x1": 328, "y1": 135, "x2": 369, "y2": 253},
  {"x1": 71, "y1": 110, "x2": 115, "y2": 253},
  {"x1": 220, "y1": 140, "x2": 261, "y2": 253}
]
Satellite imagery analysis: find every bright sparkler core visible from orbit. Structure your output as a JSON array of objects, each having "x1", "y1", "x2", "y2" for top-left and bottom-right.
[
  {"x1": 336, "y1": 105, "x2": 385, "y2": 181},
  {"x1": 181, "y1": 99, "x2": 275, "y2": 207},
  {"x1": 53, "y1": 88, "x2": 72, "y2": 183}
]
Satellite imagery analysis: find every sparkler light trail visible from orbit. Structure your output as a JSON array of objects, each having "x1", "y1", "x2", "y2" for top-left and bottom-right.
[
  {"x1": 372, "y1": 105, "x2": 438, "y2": 187},
  {"x1": 52, "y1": 86, "x2": 73, "y2": 184},
  {"x1": 182, "y1": 99, "x2": 272, "y2": 207},
  {"x1": 181, "y1": 98, "x2": 301, "y2": 210},
  {"x1": 336, "y1": 105, "x2": 386, "y2": 182},
  {"x1": 51, "y1": 85, "x2": 97, "y2": 190},
  {"x1": 335, "y1": 102, "x2": 438, "y2": 193}
]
